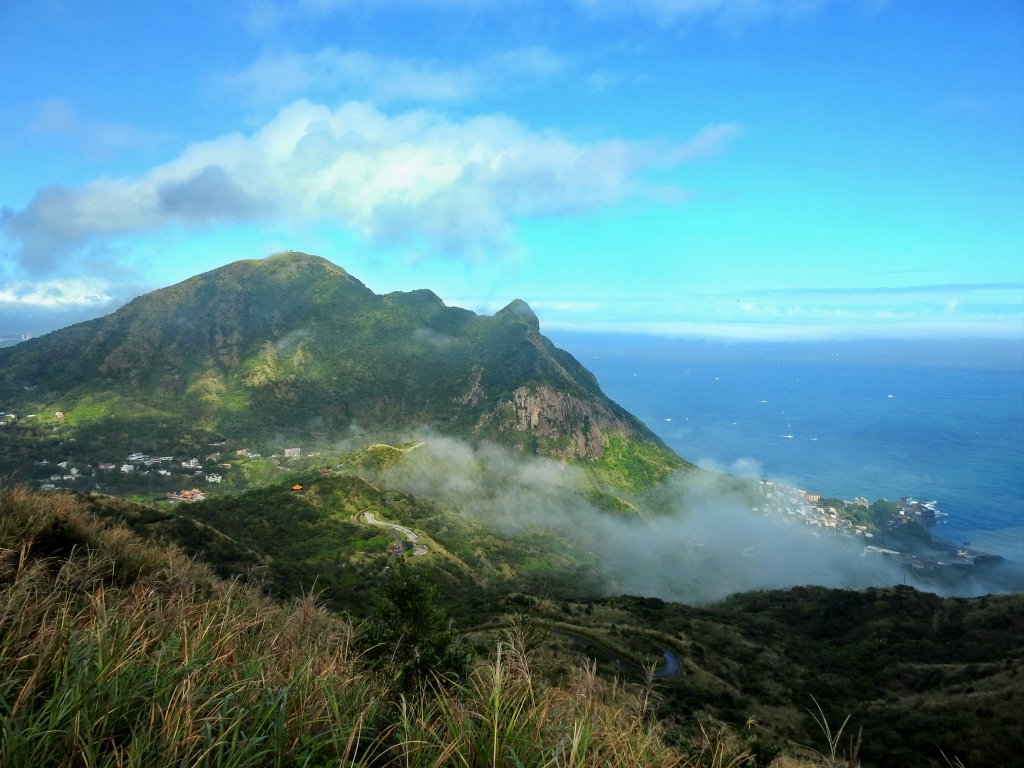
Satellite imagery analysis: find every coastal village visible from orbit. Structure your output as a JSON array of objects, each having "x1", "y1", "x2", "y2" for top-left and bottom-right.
[
  {"x1": 752, "y1": 480, "x2": 997, "y2": 570},
  {"x1": 26, "y1": 442, "x2": 306, "y2": 502},
  {"x1": 0, "y1": 407, "x2": 309, "y2": 502},
  {"x1": 752, "y1": 480, "x2": 945, "y2": 537}
]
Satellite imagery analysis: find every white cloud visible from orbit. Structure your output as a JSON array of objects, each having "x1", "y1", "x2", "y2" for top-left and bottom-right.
[
  {"x1": 586, "y1": 68, "x2": 648, "y2": 93},
  {"x1": 928, "y1": 94, "x2": 990, "y2": 118},
  {"x1": 0, "y1": 278, "x2": 113, "y2": 309},
  {"x1": 532, "y1": 284, "x2": 1024, "y2": 340},
  {"x1": 546, "y1": 317, "x2": 1024, "y2": 341},
  {"x1": 529, "y1": 300, "x2": 602, "y2": 312},
  {"x1": 239, "y1": 0, "x2": 881, "y2": 38},
  {"x1": 248, "y1": 0, "x2": 832, "y2": 28},
  {"x1": 1, "y1": 99, "x2": 739, "y2": 272},
  {"x1": 218, "y1": 47, "x2": 565, "y2": 107},
  {"x1": 297, "y1": 0, "x2": 502, "y2": 11},
  {"x1": 664, "y1": 121, "x2": 742, "y2": 162},
  {"x1": 242, "y1": 1, "x2": 510, "y2": 34}
]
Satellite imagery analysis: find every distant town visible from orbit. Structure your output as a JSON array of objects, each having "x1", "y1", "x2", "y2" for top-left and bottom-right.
[
  {"x1": 753, "y1": 480, "x2": 1002, "y2": 572},
  {"x1": 26, "y1": 443, "x2": 305, "y2": 503},
  {"x1": 753, "y1": 481, "x2": 946, "y2": 536},
  {"x1": 0, "y1": 407, "x2": 310, "y2": 504}
]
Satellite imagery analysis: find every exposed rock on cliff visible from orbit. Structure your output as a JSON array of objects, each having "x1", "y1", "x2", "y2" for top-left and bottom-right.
[{"x1": 483, "y1": 385, "x2": 639, "y2": 459}]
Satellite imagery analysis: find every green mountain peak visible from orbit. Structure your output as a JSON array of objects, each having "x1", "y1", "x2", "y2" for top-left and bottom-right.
[
  {"x1": 494, "y1": 299, "x2": 540, "y2": 330},
  {"x1": 0, "y1": 253, "x2": 686, "y2": 483}
]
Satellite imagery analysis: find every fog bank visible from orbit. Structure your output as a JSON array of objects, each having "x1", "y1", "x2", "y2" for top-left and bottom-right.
[{"x1": 358, "y1": 433, "x2": 1004, "y2": 604}]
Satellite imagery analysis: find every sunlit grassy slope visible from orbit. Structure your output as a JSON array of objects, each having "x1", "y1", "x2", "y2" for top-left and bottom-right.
[
  {"x1": 1, "y1": 485, "x2": 811, "y2": 768},
  {"x1": 6, "y1": 477, "x2": 1021, "y2": 768}
]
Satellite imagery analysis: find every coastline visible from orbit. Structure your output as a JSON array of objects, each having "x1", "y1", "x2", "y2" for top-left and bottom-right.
[
  {"x1": 550, "y1": 332, "x2": 1024, "y2": 575},
  {"x1": 753, "y1": 479, "x2": 1024, "y2": 592}
]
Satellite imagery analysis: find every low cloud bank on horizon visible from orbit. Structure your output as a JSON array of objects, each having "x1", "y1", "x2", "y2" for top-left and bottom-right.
[{"x1": 2, "y1": 263, "x2": 1022, "y2": 342}]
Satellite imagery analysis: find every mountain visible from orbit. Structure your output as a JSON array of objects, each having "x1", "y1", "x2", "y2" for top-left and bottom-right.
[
  {"x1": 3, "y1": 253, "x2": 1019, "y2": 767},
  {"x1": 0, "y1": 252, "x2": 686, "y2": 481}
]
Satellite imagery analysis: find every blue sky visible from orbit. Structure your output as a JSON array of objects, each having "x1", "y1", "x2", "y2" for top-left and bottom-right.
[{"x1": 1, "y1": 0, "x2": 1022, "y2": 340}]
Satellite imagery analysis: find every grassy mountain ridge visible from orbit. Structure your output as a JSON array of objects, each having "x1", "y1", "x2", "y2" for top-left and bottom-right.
[
  {"x1": 0, "y1": 252, "x2": 684, "y2": 482},
  {"x1": 10, "y1": 429, "x2": 1016, "y2": 768},
  {"x1": 67, "y1": 465, "x2": 606, "y2": 618},
  {"x1": 2, "y1": 484, "x2": 735, "y2": 768},
  {"x1": 4, "y1": 484, "x2": 1020, "y2": 767}
]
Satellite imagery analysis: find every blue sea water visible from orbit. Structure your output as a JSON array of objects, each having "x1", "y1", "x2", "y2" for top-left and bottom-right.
[{"x1": 551, "y1": 333, "x2": 1024, "y2": 562}]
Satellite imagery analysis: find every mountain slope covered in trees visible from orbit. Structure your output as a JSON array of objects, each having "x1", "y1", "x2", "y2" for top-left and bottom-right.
[{"x1": 0, "y1": 252, "x2": 683, "y2": 481}]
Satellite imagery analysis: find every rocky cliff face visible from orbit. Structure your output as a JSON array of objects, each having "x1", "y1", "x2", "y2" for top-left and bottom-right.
[{"x1": 482, "y1": 385, "x2": 639, "y2": 459}]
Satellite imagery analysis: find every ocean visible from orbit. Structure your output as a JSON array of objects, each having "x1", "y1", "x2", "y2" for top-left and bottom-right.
[{"x1": 551, "y1": 333, "x2": 1024, "y2": 562}]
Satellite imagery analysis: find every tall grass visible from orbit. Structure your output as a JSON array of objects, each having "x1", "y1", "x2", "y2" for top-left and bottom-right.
[
  {"x1": 388, "y1": 622, "x2": 690, "y2": 768},
  {"x1": 0, "y1": 488, "x2": 811, "y2": 767},
  {"x1": 0, "y1": 487, "x2": 388, "y2": 767}
]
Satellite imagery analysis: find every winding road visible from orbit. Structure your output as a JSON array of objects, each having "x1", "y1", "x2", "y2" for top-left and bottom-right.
[
  {"x1": 549, "y1": 627, "x2": 681, "y2": 679},
  {"x1": 358, "y1": 511, "x2": 428, "y2": 556}
]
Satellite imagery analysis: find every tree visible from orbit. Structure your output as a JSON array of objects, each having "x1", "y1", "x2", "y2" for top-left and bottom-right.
[{"x1": 360, "y1": 562, "x2": 468, "y2": 692}]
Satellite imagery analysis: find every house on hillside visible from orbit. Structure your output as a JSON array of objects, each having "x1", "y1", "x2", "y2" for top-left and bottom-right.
[{"x1": 168, "y1": 489, "x2": 206, "y2": 502}]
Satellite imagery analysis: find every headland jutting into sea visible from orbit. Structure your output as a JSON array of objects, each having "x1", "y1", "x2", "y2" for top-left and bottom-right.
[{"x1": 753, "y1": 480, "x2": 1016, "y2": 588}]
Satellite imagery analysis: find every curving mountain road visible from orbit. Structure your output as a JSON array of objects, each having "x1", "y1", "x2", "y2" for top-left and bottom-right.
[
  {"x1": 550, "y1": 627, "x2": 681, "y2": 679},
  {"x1": 358, "y1": 511, "x2": 428, "y2": 555}
]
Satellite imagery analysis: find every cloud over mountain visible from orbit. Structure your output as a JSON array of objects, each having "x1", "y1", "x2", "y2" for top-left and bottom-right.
[{"x1": 2, "y1": 99, "x2": 738, "y2": 274}]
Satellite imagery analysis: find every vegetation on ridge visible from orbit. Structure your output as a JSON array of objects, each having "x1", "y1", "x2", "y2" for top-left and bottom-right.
[
  {"x1": 0, "y1": 252, "x2": 685, "y2": 487},
  {"x1": 0, "y1": 485, "x2": 794, "y2": 767},
  {"x1": 1, "y1": 253, "x2": 1019, "y2": 767},
  {"x1": 4, "y1": 483, "x2": 1019, "y2": 766}
]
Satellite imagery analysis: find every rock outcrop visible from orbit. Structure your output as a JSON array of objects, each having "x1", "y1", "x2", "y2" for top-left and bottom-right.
[{"x1": 485, "y1": 385, "x2": 639, "y2": 459}]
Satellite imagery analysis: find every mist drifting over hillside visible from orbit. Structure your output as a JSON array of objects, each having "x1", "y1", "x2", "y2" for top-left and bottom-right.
[{"x1": 355, "y1": 433, "x2": 1005, "y2": 604}]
